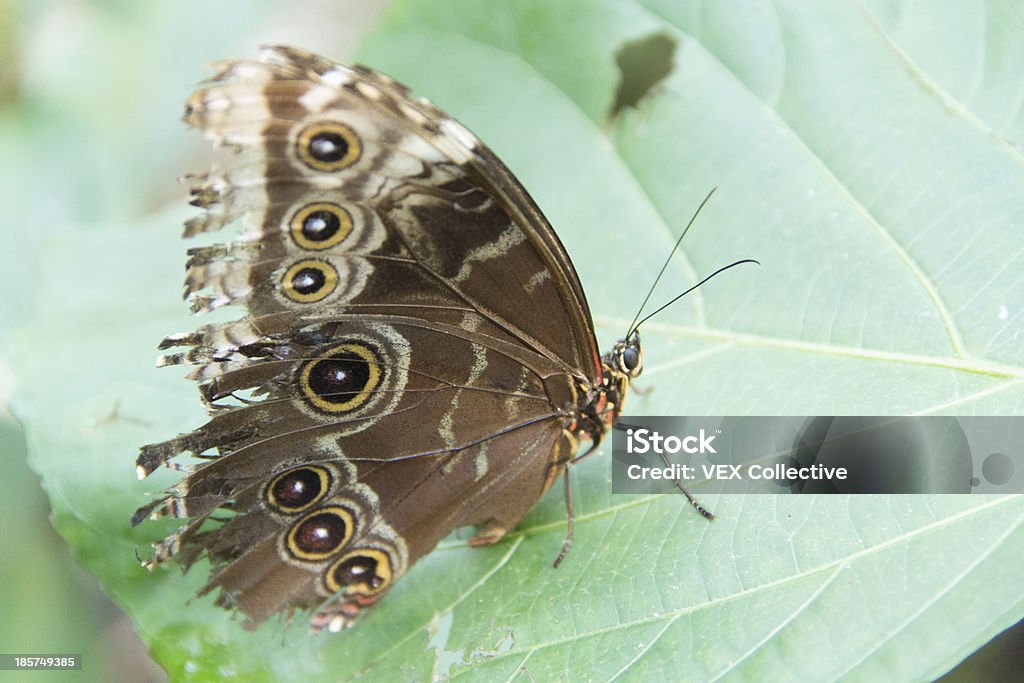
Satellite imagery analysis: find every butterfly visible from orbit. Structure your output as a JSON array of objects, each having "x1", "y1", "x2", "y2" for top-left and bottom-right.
[{"x1": 132, "y1": 45, "x2": 705, "y2": 632}]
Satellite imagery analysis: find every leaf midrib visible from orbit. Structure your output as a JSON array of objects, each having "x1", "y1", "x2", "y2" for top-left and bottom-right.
[{"x1": 595, "y1": 315, "x2": 1024, "y2": 380}]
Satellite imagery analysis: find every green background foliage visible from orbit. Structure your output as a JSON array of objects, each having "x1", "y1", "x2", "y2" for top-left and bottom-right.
[{"x1": 2, "y1": 1, "x2": 1023, "y2": 681}]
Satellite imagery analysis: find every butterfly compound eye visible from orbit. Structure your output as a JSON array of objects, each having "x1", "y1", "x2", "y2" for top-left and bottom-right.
[
  {"x1": 622, "y1": 346, "x2": 641, "y2": 373},
  {"x1": 620, "y1": 331, "x2": 643, "y2": 377}
]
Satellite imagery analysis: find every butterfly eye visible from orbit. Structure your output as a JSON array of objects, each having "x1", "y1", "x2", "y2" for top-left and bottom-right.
[
  {"x1": 325, "y1": 549, "x2": 392, "y2": 596},
  {"x1": 296, "y1": 121, "x2": 361, "y2": 172},
  {"x1": 286, "y1": 506, "x2": 355, "y2": 561},
  {"x1": 266, "y1": 466, "x2": 332, "y2": 513},
  {"x1": 299, "y1": 343, "x2": 382, "y2": 413},
  {"x1": 289, "y1": 202, "x2": 353, "y2": 250},
  {"x1": 620, "y1": 346, "x2": 642, "y2": 375},
  {"x1": 281, "y1": 259, "x2": 339, "y2": 303}
]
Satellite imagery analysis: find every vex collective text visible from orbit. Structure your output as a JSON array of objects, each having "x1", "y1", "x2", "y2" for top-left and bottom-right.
[{"x1": 624, "y1": 462, "x2": 849, "y2": 482}]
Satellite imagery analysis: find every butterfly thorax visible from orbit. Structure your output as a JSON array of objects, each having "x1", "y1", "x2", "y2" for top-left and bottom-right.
[{"x1": 572, "y1": 331, "x2": 643, "y2": 449}]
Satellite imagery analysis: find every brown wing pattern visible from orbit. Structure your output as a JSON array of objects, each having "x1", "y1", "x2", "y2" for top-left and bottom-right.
[{"x1": 135, "y1": 46, "x2": 599, "y2": 630}]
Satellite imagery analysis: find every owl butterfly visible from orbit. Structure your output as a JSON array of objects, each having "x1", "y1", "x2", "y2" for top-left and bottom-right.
[{"x1": 133, "y1": 45, "x2": 708, "y2": 633}]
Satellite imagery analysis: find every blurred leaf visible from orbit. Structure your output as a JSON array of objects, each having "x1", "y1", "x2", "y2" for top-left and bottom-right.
[{"x1": 8, "y1": 1, "x2": 1024, "y2": 681}]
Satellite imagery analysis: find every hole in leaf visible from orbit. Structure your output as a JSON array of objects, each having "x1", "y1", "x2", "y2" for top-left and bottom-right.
[{"x1": 610, "y1": 33, "x2": 677, "y2": 119}]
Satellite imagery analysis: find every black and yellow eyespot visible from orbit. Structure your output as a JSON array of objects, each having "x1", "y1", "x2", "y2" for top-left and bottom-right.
[
  {"x1": 299, "y1": 343, "x2": 382, "y2": 413},
  {"x1": 266, "y1": 466, "x2": 332, "y2": 513},
  {"x1": 285, "y1": 506, "x2": 355, "y2": 561},
  {"x1": 324, "y1": 549, "x2": 392, "y2": 596},
  {"x1": 296, "y1": 121, "x2": 361, "y2": 172},
  {"x1": 289, "y1": 203, "x2": 353, "y2": 251},
  {"x1": 281, "y1": 259, "x2": 338, "y2": 303}
]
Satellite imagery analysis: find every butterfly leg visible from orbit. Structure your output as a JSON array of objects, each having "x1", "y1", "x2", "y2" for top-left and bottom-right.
[
  {"x1": 552, "y1": 432, "x2": 606, "y2": 568},
  {"x1": 658, "y1": 451, "x2": 714, "y2": 520},
  {"x1": 553, "y1": 465, "x2": 575, "y2": 568}
]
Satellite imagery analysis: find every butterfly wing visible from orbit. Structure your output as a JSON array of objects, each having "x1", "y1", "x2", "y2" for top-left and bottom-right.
[{"x1": 135, "y1": 46, "x2": 601, "y2": 630}]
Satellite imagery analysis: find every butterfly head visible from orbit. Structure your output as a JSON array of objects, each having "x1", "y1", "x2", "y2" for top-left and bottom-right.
[{"x1": 609, "y1": 330, "x2": 643, "y2": 380}]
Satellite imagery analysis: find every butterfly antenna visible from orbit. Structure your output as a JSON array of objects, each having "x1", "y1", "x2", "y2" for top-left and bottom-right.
[
  {"x1": 633, "y1": 258, "x2": 760, "y2": 332},
  {"x1": 626, "y1": 187, "x2": 718, "y2": 337}
]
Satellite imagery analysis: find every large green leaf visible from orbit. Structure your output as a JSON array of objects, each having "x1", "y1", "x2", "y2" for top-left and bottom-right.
[{"x1": 8, "y1": 1, "x2": 1024, "y2": 681}]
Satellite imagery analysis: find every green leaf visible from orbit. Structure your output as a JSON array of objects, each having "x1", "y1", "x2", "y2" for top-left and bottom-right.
[{"x1": 8, "y1": 1, "x2": 1024, "y2": 681}]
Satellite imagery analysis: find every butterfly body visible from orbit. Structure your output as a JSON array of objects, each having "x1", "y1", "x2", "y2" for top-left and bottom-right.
[{"x1": 134, "y1": 46, "x2": 641, "y2": 631}]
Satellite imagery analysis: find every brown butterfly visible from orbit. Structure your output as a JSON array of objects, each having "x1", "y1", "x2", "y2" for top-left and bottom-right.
[{"x1": 132, "y1": 46, "x2": 709, "y2": 632}]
